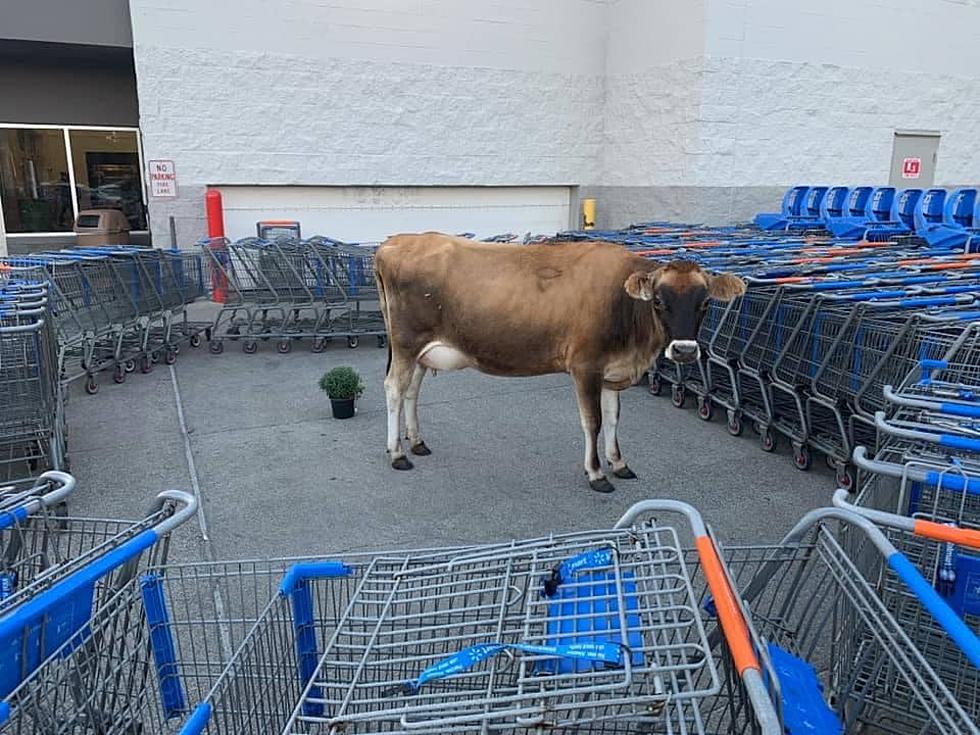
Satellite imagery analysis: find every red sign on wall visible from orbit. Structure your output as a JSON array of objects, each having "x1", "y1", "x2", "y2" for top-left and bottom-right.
[{"x1": 902, "y1": 157, "x2": 921, "y2": 179}]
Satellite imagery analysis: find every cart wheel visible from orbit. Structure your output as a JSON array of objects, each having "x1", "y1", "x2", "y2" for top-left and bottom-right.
[
  {"x1": 647, "y1": 375, "x2": 662, "y2": 396},
  {"x1": 347, "y1": 336, "x2": 359, "y2": 349},
  {"x1": 124, "y1": 359, "x2": 136, "y2": 373},
  {"x1": 760, "y1": 427, "x2": 776, "y2": 452},
  {"x1": 151, "y1": 352, "x2": 160, "y2": 364},
  {"x1": 793, "y1": 445, "x2": 811, "y2": 471},
  {"x1": 824, "y1": 454, "x2": 837, "y2": 471},
  {"x1": 727, "y1": 411, "x2": 743, "y2": 437},
  {"x1": 209, "y1": 340, "x2": 224, "y2": 355},
  {"x1": 189, "y1": 334, "x2": 202, "y2": 348},
  {"x1": 140, "y1": 356, "x2": 153, "y2": 374},
  {"x1": 164, "y1": 349, "x2": 177, "y2": 365},
  {"x1": 377, "y1": 335, "x2": 387, "y2": 348},
  {"x1": 671, "y1": 385, "x2": 686, "y2": 408},
  {"x1": 113, "y1": 365, "x2": 126, "y2": 384},
  {"x1": 277, "y1": 340, "x2": 292, "y2": 354},
  {"x1": 696, "y1": 396, "x2": 713, "y2": 421},
  {"x1": 835, "y1": 464, "x2": 855, "y2": 491},
  {"x1": 311, "y1": 338, "x2": 326, "y2": 354},
  {"x1": 243, "y1": 341, "x2": 258, "y2": 355},
  {"x1": 173, "y1": 344, "x2": 181, "y2": 356},
  {"x1": 84, "y1": 376, "x2": 99, "y2": 395}
]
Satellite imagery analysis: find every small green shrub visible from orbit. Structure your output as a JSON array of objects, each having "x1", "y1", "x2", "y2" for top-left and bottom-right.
[{"x1": 319, "y1": 366, "x2": 364, "y2": 400}]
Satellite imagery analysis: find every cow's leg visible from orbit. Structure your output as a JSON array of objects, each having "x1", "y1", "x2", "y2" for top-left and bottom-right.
[
  {"x1": 385, "y1": 353, "x2": 415, "y2": 470},
  {"x1": 573, "y1": 373, "x2": 614, "y2": 493},
  {"x1": 404, "y1": 364, "x2": 431, "y2": 456},
  {"x1": 601, "y1": 387, "x2": 637, "y2": 479}
]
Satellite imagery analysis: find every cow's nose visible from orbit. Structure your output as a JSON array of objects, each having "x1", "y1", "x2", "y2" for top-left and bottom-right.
[{"x1": 667, "y1": 340, "x2": 699, "y2": 363}]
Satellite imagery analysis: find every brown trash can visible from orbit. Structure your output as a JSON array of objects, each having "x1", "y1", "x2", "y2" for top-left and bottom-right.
[{"x1": 74, "y1": 209, "x2": 130, "y2": 246}]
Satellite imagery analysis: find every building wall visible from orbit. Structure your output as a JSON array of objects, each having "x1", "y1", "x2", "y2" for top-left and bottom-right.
[
  {"x1": 0, "y1": 49, "x2": 139, "y2": 127},
  {"x1": 589, "y1": 0, "x2": 980, "y2": 226},
  {"x1": 701, "y1": 0, "x2": 980, "y2": 187},
  {"x1": 3, "y1": 0, "x2": 132, "y2": 48},
  {"x1": 130, "y1": 0, "x2": 980, "y2": 237},
  {"x1": 130, "y1": 0, "x2": 608, "y2": 244}
]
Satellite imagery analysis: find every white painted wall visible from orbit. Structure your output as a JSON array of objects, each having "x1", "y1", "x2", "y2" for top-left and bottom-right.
[
  {"x1": 130, "y1": 0, "x2": 980, "y2": 239},
  {"x1": 129, "y1": 0, "x2": 607, "y2": 244},
  {"x1": 218, "y1": 185, "x2": 571, "y2": 242},
  {"x1": 697, "y1": 0, "x2": 980, "y2": 187},
  {"x1": 601, "y1": 0, "x2": 980, "y2": 191},
  {"x1": 600, "y1": 1, "x2": 708, "y2": 188}
]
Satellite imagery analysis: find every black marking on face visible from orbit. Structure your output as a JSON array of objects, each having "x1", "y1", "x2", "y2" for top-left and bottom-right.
[{"x1": 656, "y1": 283, "x2": 709, "y2": 343}]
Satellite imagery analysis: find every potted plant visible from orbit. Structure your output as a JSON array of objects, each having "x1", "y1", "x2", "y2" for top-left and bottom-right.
[{"x1": 319, "y1": 366, "x2": 364, "y2": 419}]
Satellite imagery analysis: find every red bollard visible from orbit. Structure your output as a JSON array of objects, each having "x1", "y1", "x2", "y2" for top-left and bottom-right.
[
  {"x1": 205, "y1": 188, "x2": 224, "y2": 238},
  {"x1": 205, "y1": 189, "x2": 228, "y2": 303}
]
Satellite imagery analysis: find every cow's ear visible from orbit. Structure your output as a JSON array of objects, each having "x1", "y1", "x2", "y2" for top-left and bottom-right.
[
  {"x1": 708, "y1": 273, "x2": 746, "y2": 301},
  {"x1": 624, "y1": 271, "x2": 655, "y2": 301}
]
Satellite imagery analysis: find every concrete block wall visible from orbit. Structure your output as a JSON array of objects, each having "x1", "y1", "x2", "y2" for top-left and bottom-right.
[
  {"x1": 700, "y1": 0, "x2": 980, "y2": 188},
  {"x1": 130, "y1": 0, "x2": 980, "y2": 237},
  {"x1": 589, "y1": 0, "x2": 980, "y2": 226},
  {"x1": 129, "y1": 0, "x2": 607, "y2": 245}
]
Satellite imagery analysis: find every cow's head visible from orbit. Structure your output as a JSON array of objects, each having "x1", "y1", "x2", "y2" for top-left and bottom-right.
[{"x1": 625, "y1": 260, "x2": 745, "y2": 364}]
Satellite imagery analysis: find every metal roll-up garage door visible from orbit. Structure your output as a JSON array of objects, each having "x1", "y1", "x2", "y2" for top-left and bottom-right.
[{"x1": 218, "y1": 185, "x2": 573, "y2": 242}]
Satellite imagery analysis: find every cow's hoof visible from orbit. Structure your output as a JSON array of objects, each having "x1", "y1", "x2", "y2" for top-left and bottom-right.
[
  {"x1": 410, "y1": 441, "x2": 432, "y2": 456},
  {"x1": 589, "y1": 477, "x2": 616, "y2": 493},
  {"x1": 613, "y1": 466, "x2": 637, "y2": 479},
  {"x1": 391, "y1": 456, "x2": 414, "y2": 471}
]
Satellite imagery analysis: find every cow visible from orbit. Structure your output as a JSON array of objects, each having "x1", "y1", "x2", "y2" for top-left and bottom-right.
[{"x1": 373, "y1": 232, "x2": 745, "y2": 492}]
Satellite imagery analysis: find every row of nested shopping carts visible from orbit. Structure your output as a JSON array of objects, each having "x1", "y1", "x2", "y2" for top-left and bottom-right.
[
  {"x1": 195, "y1": 232, "x2": 535, "y2": 355},
  {"x1": 560, "y1": 189, "x2": 980, "y2": 489},
  {"x1": 1, "y1": 247, "x2": 211, "y2": 395},
  {"x1": 0, "y1": 273, "x2": 65, "y2": 486},
  {"x1": 3, "y1": 411, "x2": 980, "y2": 735},
  {"x1": 199, "y1": 236, "x2": 387, "y2": 355},
  {"x1": 0, "y1": 247, "x2": 210, "y2": 484}
]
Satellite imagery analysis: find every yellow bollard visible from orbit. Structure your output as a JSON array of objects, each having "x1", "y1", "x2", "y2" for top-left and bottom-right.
[{"x1": 582, "y1": 198, "x2": 596, "y2": 230}]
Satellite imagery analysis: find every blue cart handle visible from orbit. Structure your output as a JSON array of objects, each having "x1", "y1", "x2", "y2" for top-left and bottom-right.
[
  {"x1": 888, "y1": 554, "x2": 980, "y2": 668},
  {"x1": 390, "y1": 640, "x2": 625, "y2": 696},
  {"x1": 778, "y1": 508, "x2": 980, "y2": 669},
  {"x1": 0, "y1": 491, "x2": 196, "y2": 669}
]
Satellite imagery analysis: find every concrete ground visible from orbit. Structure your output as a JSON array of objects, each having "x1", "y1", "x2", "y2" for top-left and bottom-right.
[{"x1": 63, "y1": 332, "x2": 834, "y2": 564}]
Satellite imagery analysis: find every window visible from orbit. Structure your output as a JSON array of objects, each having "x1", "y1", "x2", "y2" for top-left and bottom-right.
[
  {"x1": 0, "y1": 125, "x2": 146, "y2": 235},
  {"x1": 0, "y1": 128, "x2": 73, "y2": 233},
  {"x1": 69, "y1": 129, "x2": 146, "y2": 230}
]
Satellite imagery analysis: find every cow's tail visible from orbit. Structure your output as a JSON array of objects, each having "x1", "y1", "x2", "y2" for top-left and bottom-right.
[{"x1": 374, "y1": 259, "x2": 393, "y2": 376}]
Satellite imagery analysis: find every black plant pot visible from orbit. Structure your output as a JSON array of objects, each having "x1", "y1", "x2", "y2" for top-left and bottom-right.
[{"x1": 330, "y1": 397, "x2": 356, "y2": 419}]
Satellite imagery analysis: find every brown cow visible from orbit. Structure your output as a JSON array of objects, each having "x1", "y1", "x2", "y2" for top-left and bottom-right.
[{"x1": 374, "y1": 232, "x2": 745, "y2": 492}]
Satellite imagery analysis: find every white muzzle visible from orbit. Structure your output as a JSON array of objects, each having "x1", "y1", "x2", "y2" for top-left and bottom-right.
[{"x1": 665, "y1": 340, "x2": 700, "y2": 362}]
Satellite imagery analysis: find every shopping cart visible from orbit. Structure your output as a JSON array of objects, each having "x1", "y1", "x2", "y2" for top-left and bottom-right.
[
  {"x1": 0, "y1": 280, "x2": 64, "y2": 484},
  {"x1": 0, "y1": 484, "x2": 196, "y2": 617},
  {"x1": 0, "y1": 487, "x2": 196, "y2": 729},
  {"x1": 721, "y1": 506, "x2": 980, "y2": 734},
  {"x1": 0, "y1": 471, "x2": 75, "y2": 602},
  {"x1": 201, "y1": 236, "x2": 386, "y2": 355},
  {"x1": 178, "y1": 500, "x2": 778, "y2": 734}
]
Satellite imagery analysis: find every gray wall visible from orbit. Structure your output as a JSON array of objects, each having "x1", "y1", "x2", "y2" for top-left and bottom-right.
[
  {"x1": 0, "y1": 44, "x2": 139, "y2": 126},
  {"x1": 2, "y1": 0, "x2": 132, "y2": 47}
]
